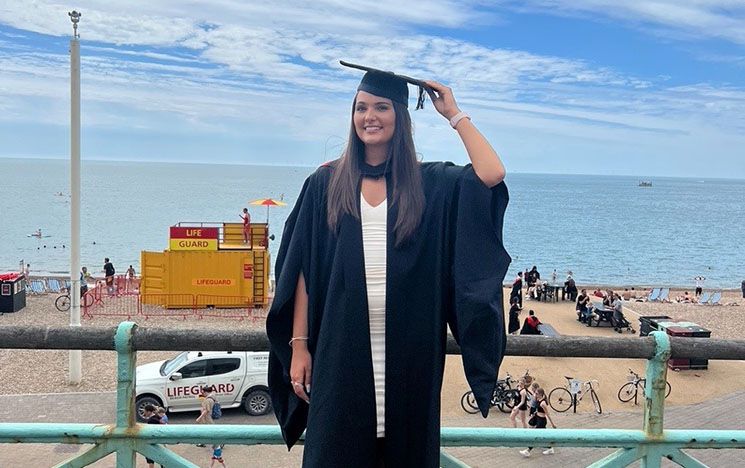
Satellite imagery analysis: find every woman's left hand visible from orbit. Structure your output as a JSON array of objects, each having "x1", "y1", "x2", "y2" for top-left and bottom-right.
[{"x1": 424, "y1": 80, "x2": 461, "y2": 121}]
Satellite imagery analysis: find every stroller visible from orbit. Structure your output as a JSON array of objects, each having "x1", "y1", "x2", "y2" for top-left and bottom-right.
[{"x1": 612, "y1": 309, "x2": 635, "y2": 334}]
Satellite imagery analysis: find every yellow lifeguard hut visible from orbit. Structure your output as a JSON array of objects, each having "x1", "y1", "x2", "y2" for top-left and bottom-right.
[{"x1": 140, "y1": 222, "x2": 270, "y2": 308}]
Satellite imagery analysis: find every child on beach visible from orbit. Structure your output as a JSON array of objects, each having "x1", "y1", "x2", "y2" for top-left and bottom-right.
[
  {"x1": 210, "y1": 444, "x2": 227, "y2": 467},
  {"x1": 157, "y1": 407, "x2": 168, "y2": 424}
]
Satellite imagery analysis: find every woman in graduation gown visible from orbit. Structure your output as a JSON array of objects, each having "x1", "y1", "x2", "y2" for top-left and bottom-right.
[{"x1": 266, "y1": 61, "x2": 512, "y2": 467}]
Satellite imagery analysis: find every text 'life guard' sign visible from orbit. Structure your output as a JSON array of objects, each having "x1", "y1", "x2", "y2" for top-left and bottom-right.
[{"x1": 169, "y1": 227, "x2": 219, "y2": 251}]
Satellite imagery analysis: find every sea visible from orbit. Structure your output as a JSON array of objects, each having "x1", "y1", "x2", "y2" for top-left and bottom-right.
[{"x1": 1, "y1": 158, "x2": 743, "y2": 289}]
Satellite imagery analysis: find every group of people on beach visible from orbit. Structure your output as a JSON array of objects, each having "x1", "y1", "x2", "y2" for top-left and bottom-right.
[
  {"x1": 508, "y1": 377, "x2": 557, "y2": 457},
  {"x1": 508, "y1": 297, "x2": 543, "y2": 335},
  {"x1": 576, "y1": 289, "x2": 631, "y2": 332},
  {"x1": 510, "y1": 267, "x2": 577, "y2": 305}
]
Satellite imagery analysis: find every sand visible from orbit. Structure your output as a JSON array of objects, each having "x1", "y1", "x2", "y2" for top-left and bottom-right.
[{"x1": 1, "y1": 288, "x2": 743, "y2": 418}]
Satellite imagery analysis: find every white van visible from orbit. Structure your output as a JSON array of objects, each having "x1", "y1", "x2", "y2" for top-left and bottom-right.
[{"x1": 135, "y1": 351, "x2": 271, "y2": 421}]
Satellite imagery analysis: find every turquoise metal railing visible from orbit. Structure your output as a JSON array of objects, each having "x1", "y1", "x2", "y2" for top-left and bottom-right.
[{"x1": 0, "y1": 322, "x2": 744, "y2": 467}]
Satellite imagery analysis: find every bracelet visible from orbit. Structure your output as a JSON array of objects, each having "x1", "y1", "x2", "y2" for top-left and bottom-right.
[
  {"x1": 289, "y1": 336, "x2": 309, "y2": 346},
  {"x1": 449, "y1": 111, "x2": 470, "y2": 129}
]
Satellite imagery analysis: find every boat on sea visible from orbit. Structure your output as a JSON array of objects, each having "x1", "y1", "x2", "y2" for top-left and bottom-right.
[{"x1": 638, "y1": 181, "x2": 653, "y2": 187}]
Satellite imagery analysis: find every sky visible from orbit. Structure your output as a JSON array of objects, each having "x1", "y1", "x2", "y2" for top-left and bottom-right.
[{"x1": 1, "y1": 1, "x2": 744, "y2": 178}]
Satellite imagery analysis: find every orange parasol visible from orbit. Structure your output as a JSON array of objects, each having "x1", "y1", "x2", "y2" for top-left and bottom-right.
[{"x1": 249, "y1": 198, "x2": 287, "y2": 223}]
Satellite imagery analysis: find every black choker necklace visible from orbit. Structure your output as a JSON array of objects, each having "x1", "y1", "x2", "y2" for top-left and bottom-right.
[{"x1": 359, "y1": 160, "x2": 391, "y2": 179}]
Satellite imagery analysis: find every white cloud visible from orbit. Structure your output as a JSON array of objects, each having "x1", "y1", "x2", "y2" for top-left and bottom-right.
[{"x1": 498, "y1": 0, "x2": 745, "y2": 44}]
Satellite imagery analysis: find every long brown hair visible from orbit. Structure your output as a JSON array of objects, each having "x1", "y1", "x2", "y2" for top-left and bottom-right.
[{"x1": 327, "y1": 98, "x2": 424, "y2": 246}]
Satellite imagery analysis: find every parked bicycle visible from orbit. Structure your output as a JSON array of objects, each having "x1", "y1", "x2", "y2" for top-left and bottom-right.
[
  {"x1": 460, "y1": 369, "x2": 532, "y2": 414},
  {"x1": 549, "y1": 375, "x2": 602, "y2": 414},
  {"x1": 55, "y1": 290, "x2": 94, "y2": 312},
  {"x1": 618, "y1": 369, "x2": 671, "y2": 405}
]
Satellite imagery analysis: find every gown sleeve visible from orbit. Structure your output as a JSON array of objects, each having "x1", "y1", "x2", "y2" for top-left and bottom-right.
[
  {"x1": 446, "y1": 164, "x2": 511, "y2": 418},
  {"x1": 265, "y1": 174, "x2": 316, "y2": 448}
]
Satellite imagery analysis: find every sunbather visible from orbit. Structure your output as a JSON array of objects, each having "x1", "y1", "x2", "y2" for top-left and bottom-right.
[{"x1": 675, "y1": 291, "x2": 695, "y2": 303}]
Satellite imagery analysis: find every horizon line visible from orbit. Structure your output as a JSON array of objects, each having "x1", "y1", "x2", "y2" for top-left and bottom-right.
[{"x1": 1, "y1": 154, "x2": 743, "y2": 182}]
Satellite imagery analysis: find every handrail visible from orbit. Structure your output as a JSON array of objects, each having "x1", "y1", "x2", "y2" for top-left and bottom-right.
[
  {"x1": 1, "y1": 323, "x2": 744, "y2": 467},
  {"x1": 1, "y1": 326, "x2": 744, "y2": 360}
]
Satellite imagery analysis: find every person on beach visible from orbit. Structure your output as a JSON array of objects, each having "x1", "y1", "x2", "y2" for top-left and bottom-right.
[
  {"x1": 676, "y1": 291, "x2": 694, "y2": 303},
  {"x1": 510, "y1": 271, "x2": 523, "y2": 307},
  {"x1": 576, "y1": 289, "x2": 591, "y2": 323},
  {"x1": 23, "y1": 264, "x2": 30, "y2": 280},
  {"x1": 210, "y1": 444, "x2": 227, "y2": 468},
  {"x1": 142, "y1": 404, "x2": 162, "y2": 468},
  {"x1": 196, "y1": 385, "x2": 216, "y2": 447},
  {"x1": 508, "y1": 297, "x2": 522, "y2": 335},
  {"x1": 520, "y1": 387, "x2": 556, "y2": 457},
  {"x1": 79, "y1": 268, "x2": 89, "y2": 298},
  {"x1": 527, "y1": 382, "x2": 541, "y2": 427},
  {"x1": 157, "y1": 407, "x2": 168, "y2": 424},
  {"x1": 612, "y1": 293, "x2": 631, "y2": 332},
  {"x1": 266, "y1": 61, "x2": 510, "y2": 467},
  {"x1": 240, "y1": 207, "x2": 251, "y2": 246},
  {"x1": 741, "y1": 280, "x2": 745, "y2": 299},
  {"x1": 520, "y1": 310, "x2": 542, "y2": 335},
  {"x1": 103, "y1": 258, "x2": 115, "y2": 296},
  {"x1": 510, "y1": 378, "x2": 530, "y2": 428},
  {"x1": 527, "y1": 266, "x2": 540, "y2": 287},
  {"x1": 564, "y1": 275, "x2": 577, "y2": 301},
  {"x1": 125, "y1": 265, "x2": 136, "y2": 292},
  {"x1": 694, "y1": 276, "x2": 705, "y2": 297}
]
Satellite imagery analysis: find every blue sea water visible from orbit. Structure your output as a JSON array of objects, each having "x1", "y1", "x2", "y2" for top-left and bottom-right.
[{"x1": 1, "y1": 158, "x2": 743, "y2": 288}]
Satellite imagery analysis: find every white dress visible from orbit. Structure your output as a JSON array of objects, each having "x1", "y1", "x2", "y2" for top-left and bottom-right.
[{"x1": 360, "y1": 194, "x2": 387, "y2": 438}]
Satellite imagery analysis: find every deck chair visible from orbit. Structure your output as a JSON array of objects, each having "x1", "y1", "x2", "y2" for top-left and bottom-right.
[
  {"x1": 30, "y1": 280, "x2": 46, "y2": 294},
  {"x1": 697, "y1": 291, "x2": 711, "y2": 305},
  {"x1": 647, "y1": 288, "x2": 661, "y2": 301},
  {"x1": 708, "y1": 291, "x2": 722, "y2": 305},
  {"x1": 47, "y1": 278, "x2": 62, "y2": 293},
  {"x1": 657, "y1": 288, "x2": 670, "y2": 302}
]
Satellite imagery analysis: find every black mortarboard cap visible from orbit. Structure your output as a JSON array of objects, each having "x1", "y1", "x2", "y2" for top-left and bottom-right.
[{"x1": 340, "y1": 60, "x2": 429, "y2": 110}]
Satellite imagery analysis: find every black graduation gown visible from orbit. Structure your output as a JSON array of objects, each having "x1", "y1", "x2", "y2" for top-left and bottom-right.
[{"x1": 266, "y1": 160, "x2": 511, "y2": 467}]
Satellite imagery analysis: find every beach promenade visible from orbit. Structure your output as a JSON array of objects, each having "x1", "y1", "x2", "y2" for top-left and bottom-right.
[
  {"x1": 0, "y1": 390, "x2": 743, "y2": 467},
  {"x1": 2, "y1": 292, "x2": 744, "y2": 466}
]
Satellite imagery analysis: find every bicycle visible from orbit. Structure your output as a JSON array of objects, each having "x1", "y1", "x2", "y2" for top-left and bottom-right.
[
  {"x1": 460, "y1": 369, "x2": 532, "y2": 414},
  {"x1": 617, "y1": 369, "x2": 671, "y2": 405},
  {"x1": 549, "y1": 376, "x2": 602, "y2": 414},
  {"x1": 55, "y1": 289, "x2": 94, "y2": 312}
]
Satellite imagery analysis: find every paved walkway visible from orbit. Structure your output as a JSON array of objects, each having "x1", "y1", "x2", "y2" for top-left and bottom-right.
[{"x1": 0, "y1": 391, "x2": 743, "y2": 467}]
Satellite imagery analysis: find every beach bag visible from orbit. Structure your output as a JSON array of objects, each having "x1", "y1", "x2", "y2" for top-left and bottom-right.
[{"x1": 210, "y1": 397, "x2": 222, "y2": 419}]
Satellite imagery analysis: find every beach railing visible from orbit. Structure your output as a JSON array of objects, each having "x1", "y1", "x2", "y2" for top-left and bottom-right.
[
  {"x1": 0, "y1": 324, "x2": 744, "y2": 467},
  {"x1": 82, "y1": 292, "x2": 267, "y2": 321}
]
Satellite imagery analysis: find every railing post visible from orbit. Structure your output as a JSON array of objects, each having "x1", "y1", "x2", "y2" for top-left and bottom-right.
[
  {"x1": 114, "y1": 321, "x2": 138, "y2": 467},
  {"x1": 643, "y1": 331, "x2": 671, "y2": 438}
]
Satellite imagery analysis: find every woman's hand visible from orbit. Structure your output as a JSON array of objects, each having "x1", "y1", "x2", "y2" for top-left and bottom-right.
[
  {"x1": 424, "y1": 80, "x2": 461, "y2": 120},
  {"x1": 290, "y1": 344, "x2": 312, "y2": 403}
]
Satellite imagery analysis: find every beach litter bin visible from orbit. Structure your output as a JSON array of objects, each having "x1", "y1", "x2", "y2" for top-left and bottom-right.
[
  {"x1": 0, "y1": 272, "x2": 26, "y2": 313},
  {"x1": 665, "y1": 326, "x2": 693, "y2": 370},
  {"x1": 685, "y1": 324, "x2": 711, "y2": 370},
  {"x1": 638, "y1": 315, "x2": 672, "y2": 337}
]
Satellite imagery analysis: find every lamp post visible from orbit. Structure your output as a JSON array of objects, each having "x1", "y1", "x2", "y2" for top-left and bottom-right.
[{"x1": 68, "y1": 10, "x2": 82, "y2": 384}]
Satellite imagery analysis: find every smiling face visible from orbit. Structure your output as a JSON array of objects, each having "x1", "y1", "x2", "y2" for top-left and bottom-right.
[{"x1": 353, "y1": 90, "x2": 396, "y2": 150}]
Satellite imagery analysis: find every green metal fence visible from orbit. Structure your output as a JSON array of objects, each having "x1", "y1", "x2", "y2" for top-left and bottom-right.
[{"x1": 0, "y1": 322, "x2": 744, "y2": 467}]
